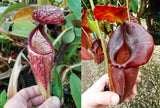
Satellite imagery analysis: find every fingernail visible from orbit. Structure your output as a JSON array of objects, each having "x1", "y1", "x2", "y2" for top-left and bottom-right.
[
  {"x1": 134, "y1": 90, "x2": 137, "y2": 95},
  {"x1": 111, "y1": 94, "x2": 119, "y2": 104}
]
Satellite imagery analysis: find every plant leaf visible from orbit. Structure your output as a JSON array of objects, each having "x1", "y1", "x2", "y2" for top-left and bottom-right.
[
  {"x1": 66, "y1": 36, "x2": 81, "y2": 61},
  {"x1": 81, "y1": 47, "x2": 94, "y2": 60},
  {"x1": 7, "y1": 49, "x2": 28, "y2": 98},
  {"x1": 0, "y1": 90, "x2": 7, "y2": 107},
  {"x1": 94, "y1": 5, "x2": 128, "y2": 24},
  {"x1": 66, "y1": 0, "x2": 81, "y2": 17},
  {"x1": 81, "y1": 26, "x2": 92, "y2": 49},
  {"x1": 10, "y1": 21, "x2": 36, "y2": 37},
  {"x1": 62, "y1": 28, "x2": 75, "y2": 43},
  {"x1": 0, "y1": 3, "x2": 29, "y2": 23},
  {"x1": 129, "y1": 0, "x2": 138, "y2": 13},
  {"x1": 70, "y1": 73, "x2": 81, "y2": 108},
  {"x1": 74, "y1": 28, "x2": 81, "y2": 36},
  {"x1": 88, "y1": 19, "x2": 99, "y2": 34},
  {"x1": 12, "y1": 6, "x2": 36, "y2": 23},
  {"x1": 65, "y1": 14, "x2": 80, "y2": 28},
  {"x1": 51, "y1": 68, "x2": 63, "y2": 100},
  {"x1": 0, "y1": 35, "x2": 13, "y2": 41}
]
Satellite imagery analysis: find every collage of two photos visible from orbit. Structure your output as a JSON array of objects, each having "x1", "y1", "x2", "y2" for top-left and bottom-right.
[{"x1": 0, "y1": 0, "x2": 159, "y2": 108}]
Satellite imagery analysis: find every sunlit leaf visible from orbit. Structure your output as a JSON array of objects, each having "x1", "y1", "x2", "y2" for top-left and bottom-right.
[
  {"x1": 12, "y1": 6, "x2": 36, "y2": 23},
  {"x1": 94, "y1": 5, "x2": 128, "y2": 24},
  {"x1": 0, "y1": 3, "x2": 29, "y2": 23},
  {"x1": 51, "y1": 68, "x2": 63, "y2": 100},
  {"x1": 10, "y1": 21, "x2": 36, "y2": 37},
  {"x1": 88, "y1": 19, "x2": 99, "y2": 34},
  {"x1": 37, "y1": 0, "x2": 48, "y2": 7},
  {"x1": 0, "y1": 90, "x2": 8, "y2": 107},
  {"x1": 66, "y1": 0, "x2": 81, "y2": 17},
  {"x1": 70, "y1": 73, "x2": 81, "y2": 108}
]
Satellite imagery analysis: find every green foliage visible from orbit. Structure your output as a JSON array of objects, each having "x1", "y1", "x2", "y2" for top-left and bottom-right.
[
  {"x1": 74, "y1": 28, "x2": 81, "y2": 37},
  {"x1": 0, "y1": 33, "x2": 11, "y2": 56},
  {"x1": 10, "y1": 21, "x2": 36, "y2": 38},
  {"x1": 66, "y1": 36, "x2": 81, "y2": 63},
  {"x1": 37, "y1": 0, "x2": 48, "y2": 6},
  {"x1": 0, "y1": 3, "x2": 29, "y2": 23},
  {"x1": 62, "y1": 28, "x2": 75, "y2": 43},
  {"x1": 129, "y1": 0, "x2": 138, "y2": 13},
  {"x1": 70, "y1": 73, "x2": 81, "y2": 108},
  {"x1": 0, "y1": 90, "x2": 8, "y2": 108},
  {"x1": 66, "y1": 0, "x2": 81, "y2": 17},
  {"x1": 88, "y1": 19, "x2": 99, "y2": 34},
  {"x1": 65, "y1": 14, "x2": 80, "y2": 28},
  {"x1": 51, "y1": 68, "x2": 63, "y2": 101}
]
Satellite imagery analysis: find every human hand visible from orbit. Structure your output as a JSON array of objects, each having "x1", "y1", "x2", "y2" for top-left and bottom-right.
[
  {"x1": 82, "y1": 74, "x2": 141, "y2": 108},
  {"x1": 4, "y1": 85, "x2": 62, "y2": 108}
]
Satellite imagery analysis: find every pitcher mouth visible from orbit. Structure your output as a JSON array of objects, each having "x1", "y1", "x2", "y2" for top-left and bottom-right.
[{"x1": 28, "y1": 24, "x2": 54, "y2": 55}]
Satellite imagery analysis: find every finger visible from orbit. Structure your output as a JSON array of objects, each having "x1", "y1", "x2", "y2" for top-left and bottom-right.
[
  {"x1": 124, "y1": 98, "x2": 130, "y2": 103},
  {"x1": 39, "y1": 96, "x2": 60, "y2": 108},
  {"x1": 89, "y1": 91, "x2": 120, "y2": 106},
  {"x1": 131, "y1": 85, "x2": 137, "y2": 95},
  {"x1": 90, "y1": 74, "x2": 109, "y2": 92},
  {"x1": 136, "y1": 77, "x2": 141, "y2": 83},
  {"x1": 60, "y1": 98, "x2": 64, "y2": 105},
  {"x1": 17, "y1": 85, "x2": 41, "y2": 101},
  {"x1": 130, "y1": 94, "x2": 135, "y2": 99},
  {"x1": 27, "y1": 95, "x2": 45, "y2": 107}
]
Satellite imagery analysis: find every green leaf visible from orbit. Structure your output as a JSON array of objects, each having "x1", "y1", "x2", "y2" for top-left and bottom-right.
[
  {"x1": 4, "y1": 22, "x2": 10, "y2": 31},
  {"x1": 46, "y1": 33, "x2": 54, "y2": 43},
  {"x1": 88, "y1": 19, "x2": 99, "y2": 35},
  {"x1": 74, "y1": 28, "x2": 81, "y2": 37},
  {"x1": 62, "y1": 28, "x2": 75, "y2": 43},
  {"x1": 56, "y1": 65, "x2": 65, "y2": 73},
  {"x1": 66, "y1": 0, "x2": 81, "y2": 17},
  {"x1": 65, "y1": 14, "x2": 80, "y2": 28},
  {"x1": 66, "y1": 36, "x2": 80, "y2": 61},
  {"x1": 70, "y1": 73, "x2": 81, "y2": 108},
  {"x1": 129, "y1": 0, "x2": 138, "y2": 13},
  {"x1": 10, "y1": 21, "x2": 36, "y2": 37},
  {"x1": 0, "y1": 35, "x2": 13, "y2": 41},
  {"x1": 51, "y1": 68, "x2": 63, "y2": 100},
  {"x1": 72, "y1": 65, "x2": 81, "y2": 72},
  {"x1": 0, "y1": 90, "x2": 7, "y2": 107},
  {"x1": 37, "y1": 0, "x2": 48, "y2": 7},
  {"x1": 0, "y1": 3, "x2": 29, "y2": 23}
]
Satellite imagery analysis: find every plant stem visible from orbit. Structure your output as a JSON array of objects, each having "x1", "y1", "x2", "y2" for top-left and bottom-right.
[
  {"x1": 53, "y1": 27, "x2": 72, "y2": 46},
  {"x1": 89, "y1": 0, "x2": 109, "y2": 71},
  {"x1": 61, "y1": 63, "x2": 81, "y2": 82},
  {"x1": 126, "y1": 0, "x2": 130, "y2": 21}
]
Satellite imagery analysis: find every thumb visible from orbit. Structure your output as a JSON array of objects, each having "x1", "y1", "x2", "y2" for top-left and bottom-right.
[
  {"x1": 39, "y1": 97, "x2": 60, "y2": 108},
  {"x1": 92, "y1": 91, "x2": 120, "y2": 106}
]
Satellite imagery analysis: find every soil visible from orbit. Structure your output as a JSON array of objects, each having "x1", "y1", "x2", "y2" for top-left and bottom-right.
[{"x1": 82, "y1": 45, "x2": 160, "y2": 108}]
